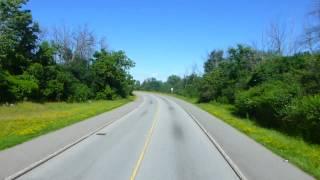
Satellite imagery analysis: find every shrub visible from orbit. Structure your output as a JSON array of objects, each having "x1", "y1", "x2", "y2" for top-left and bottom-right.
[
  {"x1": 26, "y1": 63, "x2": 44, "y2": 80},
  {"x1": 95, "y1": 85, "x2": 117, "y2": 100},
  {"x1": 216, "y1": 96, "x2": 230, "y2": 104},
  {"x1": 284, "y1": 95, "x2": 320, "y2": 143},
  {"x1": 300, "y1": 56, "x2": 320, "y2": 95},
  {"x1": 5, "y1": 74, "x2": 38, "y2": 102},
  {"x1": 198, "y1": 70, "x2": 224, "y2": 102},
  {"x1": 41, "y1": 66, "x2": 79, "y2": 101},
  {"x1": 247, "y1": 55, "x2": 309, "y2": 87},
  {"x1": 0, "y1": 70, "x2": 11, "y2": 102},
  {"x1": 43, "y1": 79, "x2": 64, "y2": 101},
  {"x1": 235, "y1": 81, "x2": 301, "y2": 128},
  {"x1": 68, "y1": 83, "x2": 92, "y2": 102}
]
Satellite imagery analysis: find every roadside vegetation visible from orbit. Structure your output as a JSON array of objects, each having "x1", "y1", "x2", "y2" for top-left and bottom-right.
[
  {"x1": 137, "y1": 2, "x2": 320, "y2": 178},
  {"x1": 0, "y1": 0, "x2": 136, "y2": 149},
  {"x1": 167, "y1": 94, "x2": 320, "y2": 179},
  {"x1": 0, "y1": 0, "x2": 135, "y2": 103},
  {"x1": 139, "y1": 50, "x2": 320, "y2": 144},
  {"x1": 0, "y1": 98, "x2": 133, "y2": 150}
]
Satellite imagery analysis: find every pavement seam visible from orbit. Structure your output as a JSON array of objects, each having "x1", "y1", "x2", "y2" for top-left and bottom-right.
[
  {"x1": 130, "y1": 96, "x2": 160, "y2": 180},
  {"x1": 5, "y1": 97, "x2": 145, "y2": 180},
  {"x1": 162, "y1": 95, "x2": 248, "y2": 180}
]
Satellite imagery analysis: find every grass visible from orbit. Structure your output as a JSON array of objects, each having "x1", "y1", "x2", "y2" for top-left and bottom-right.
[
  {"x1": 167, "y1": 93, "x2": 320, "y2": 179},
  {"x1": 0, "y1": 97, "x2": 134, "y2": 151}
]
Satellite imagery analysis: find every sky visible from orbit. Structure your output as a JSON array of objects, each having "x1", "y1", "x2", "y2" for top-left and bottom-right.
[{"x1": 26, "y1": 0, "x2": 312, "y2": 82}]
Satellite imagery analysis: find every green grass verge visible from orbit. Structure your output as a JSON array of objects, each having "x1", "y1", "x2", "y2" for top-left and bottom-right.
[
  {"x1": 167, "y1": 93, "x2": 320, "y2": 179},
  {"x1": 0, "y1": 97, "x2": 134, "y2": 151}
]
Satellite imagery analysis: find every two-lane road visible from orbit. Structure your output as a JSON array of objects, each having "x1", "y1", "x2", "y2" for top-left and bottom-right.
[
  {"x1": 5, "y1": 92, "x2": 313, "y2": 180},
  {"x1": 17, "y1": 93, "x2": 240, "y2": 180}
]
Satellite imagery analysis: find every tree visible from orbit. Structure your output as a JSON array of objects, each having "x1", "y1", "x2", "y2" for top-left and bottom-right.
[
  {"x1": 35, "y1": 41, "x2": 56, "y2": 66},
  {"x1": 134, "y1": 80, "x2": 141, "y2": 90},
  {"x1": 265, "y1": 21, "x2": 297, "y2": 55},
  {"x1": 91, "y1": 50, "x2": 135, "y2": 99},
  {"x1": 0, "y1": 69, "x2": 11, "y2": 102},
  {"x1": 301, "y1": 0, "x2": 320, "y2": 53},
  {"x1": 204, "y1": 50, "x2": 224, "y2": 73},
  {"x1": 166, "y1": 75, "x2": 182, "y2": 93},
  {"x1": 228, "y1": 44, "x2": 260, "y2": 72},
  {"x1": 0, "y1": 0, "x2": 136, "y2": 103},
  {"x1": 51, "y1": 25, "x2": 97, "y2": 64},
  {"x1": 141, "y1": 78, "x2": 163, "y2": 91},
  {"x1": 73, "y1": 25, "x2": 96, "y2": 62},
  {"x1": 301, "y1": 27, "x2": 317, "y2": 53},
  {"x1": 51, "y1": 25, "x2": 74, "y2": 64},
  {"x1": 181, "y1": 73, "x2": 201, "y2": 97},
  {"x1": 0, "y1": 0, "x2": 40, "y2": 74}
]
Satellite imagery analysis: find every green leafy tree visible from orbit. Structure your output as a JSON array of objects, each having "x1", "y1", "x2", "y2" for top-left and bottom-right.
[
  {"x1": 204, "y1": 50, "x2": 224, "y2": 73},
  {"x1": 166, "y1": 75, "x2": 182, "y2": 93},
  {"x1": 0, "y1": 0, "x2": 39, "y2": 74},
  {"x1": 91, "y1": 49, "x2": 135, "y2": 99},
  {"x1": 141, "y1": 78, "x2": 163, "y2": 91},
  {"x1": 181, "y1": 73, "x2": 201, "y2": 97},
  {"x1": 133, "y1": 80, "x2": 141, "y2": 90},
  {"x1": 34, "y1": 41, "x2": 55, "y2": 66},
  {"x1": 300, "y1": 54, "x2": 320, "y2": 95},
  {"x1": 0, "y1": 0, "x2": 136, "y2": 103}
]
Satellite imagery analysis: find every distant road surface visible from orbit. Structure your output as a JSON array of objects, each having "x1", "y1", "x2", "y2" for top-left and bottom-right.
[{"x1": 2, "y1": 92, "x2": 313, "y2": 180}]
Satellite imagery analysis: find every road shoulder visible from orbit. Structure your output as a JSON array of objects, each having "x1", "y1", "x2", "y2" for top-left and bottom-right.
[
  {"x1": 0, "y1": 96, "x2": 143, "y2": 180},
  {"x1": 162, "y1": 94, "x2": 314, "y2": 180}
]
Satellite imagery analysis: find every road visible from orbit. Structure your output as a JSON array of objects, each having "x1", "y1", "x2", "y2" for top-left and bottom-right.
[
  {"x1": 15, "y1": 93, "x2": 239, "y2": 180},
  {"x1": 3, "y1": 92, "x2": 313, "y2": 180}
]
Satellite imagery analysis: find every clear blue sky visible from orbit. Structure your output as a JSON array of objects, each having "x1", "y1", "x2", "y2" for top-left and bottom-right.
[{"x1": 27, "y1": 0, "x2": 312, "y2": 81}]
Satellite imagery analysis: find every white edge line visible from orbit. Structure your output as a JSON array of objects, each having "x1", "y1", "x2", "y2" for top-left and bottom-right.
[
  {"x1": 187, "y1": 113, "x2": 247, "y2": 180},
  {"x1": 5, "y1": 96, "x2": 145, "y2": 180},
  {"x1": 159, "y1": 94, "x2": 247, "y2": 180}
]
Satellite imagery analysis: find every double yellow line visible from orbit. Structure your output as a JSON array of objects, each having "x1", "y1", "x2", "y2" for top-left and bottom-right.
[{"x1": 130, "y1": 103, "x2": 160, "y2": 180}]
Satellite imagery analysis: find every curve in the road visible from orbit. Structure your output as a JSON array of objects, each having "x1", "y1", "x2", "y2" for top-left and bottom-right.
[{"x1": 10, "y1": 92, "x2": 300, "y2": 180}]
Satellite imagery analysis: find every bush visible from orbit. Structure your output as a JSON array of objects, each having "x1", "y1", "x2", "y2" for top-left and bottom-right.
[
  {"x1": 5, "y1": 74, "x2": 38, "y2": 102},
  {"x1": 26, "y1": 63, "x2": 44, "y2": 80},
  {"x1": 198, "y1": 70, "x2": 225, "y2": 102},
  {"x1": 95, "y1": 85, "x2": 117, "y2": 100},
  {"x1": 300, "y1": 56, "x2": 320, "y2": 95},
  {"x1": 68, "y1": 83, "x2": 92, "y2": 102},
  {"x1": 248, "y1": 55, "x2": 309, "y2": 88},
  {"x1": 41, "y1": 66, "x2": 79, "y2": 101},
  {"x1": 216, "y1": 96, "x2": 230, "y2": 104},
  {"x1": 235, "y1": 81, "x2": 301, "y2": 128},
  {"x1": 284, "y1": 95, "x2": 320, "y2": 143},
  {"x1": 0, "y1": 70, "x2": 9, "y2": 102},
  {"x1": 43, "y1": 79, "x2": 64, "y2": 101},
  {"x1": 0, "y1": 70, "x2": 40, "y2": 103}
]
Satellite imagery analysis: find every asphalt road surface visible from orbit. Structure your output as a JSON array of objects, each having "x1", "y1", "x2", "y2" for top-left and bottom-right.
[
  {"x1": 16, "y1": 93, "x2": 239, "y2": 180},
  {"x1": 4, "y1": 92, "x2": 313, "y2": 180}
]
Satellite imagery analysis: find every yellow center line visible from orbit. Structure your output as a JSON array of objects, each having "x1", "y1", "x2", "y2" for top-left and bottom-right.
[{"x1": 130, "y1": 103, "x2": 160, "y2": 180}]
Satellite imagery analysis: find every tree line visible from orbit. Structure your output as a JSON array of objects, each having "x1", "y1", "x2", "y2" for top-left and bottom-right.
[
  {"x1": 138, "y1": 4, "x2": 320, "y2": 144},
  {"x1": 0, "y1": 0, "x2": 135, "y2": 103}
]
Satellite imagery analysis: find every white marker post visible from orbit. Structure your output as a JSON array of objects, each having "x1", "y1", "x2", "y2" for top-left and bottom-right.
[{"x1": 170, "y1": 87, "x2": 174, "y2": 93}]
